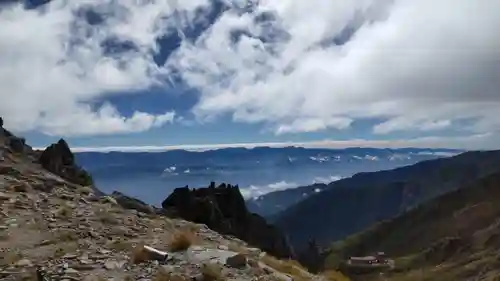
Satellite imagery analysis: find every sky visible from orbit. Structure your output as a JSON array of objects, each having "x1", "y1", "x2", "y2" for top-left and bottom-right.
[{"x1": 0, "y1": 0, "x2": 500, "y2": 151}]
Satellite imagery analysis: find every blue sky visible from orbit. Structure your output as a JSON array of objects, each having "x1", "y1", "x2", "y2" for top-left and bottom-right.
[{"x1": 1, "y1": 0, "x2": 500, "y2": 151}]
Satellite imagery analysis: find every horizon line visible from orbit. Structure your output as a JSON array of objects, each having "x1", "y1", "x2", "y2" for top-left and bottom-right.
[{"x1": 32, "y1": 138, "x2": 469, "y2": 153}]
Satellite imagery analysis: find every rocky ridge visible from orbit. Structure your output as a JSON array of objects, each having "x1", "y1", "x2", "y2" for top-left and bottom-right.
[
  {"x1": 0, "y1": 120, "x2": 345, "y2": 281},
  {"x1": 162, "y1": 183, "x2": 294, "y2": 259}
]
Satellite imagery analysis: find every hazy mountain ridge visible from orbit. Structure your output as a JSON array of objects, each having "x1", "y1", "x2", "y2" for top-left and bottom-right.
[
  {"x1": 273, "y1": 150, "x2": 500, "y2": 251},
  {"x1": 74, "y1": 147, "x2": 459, "y2": 209}
]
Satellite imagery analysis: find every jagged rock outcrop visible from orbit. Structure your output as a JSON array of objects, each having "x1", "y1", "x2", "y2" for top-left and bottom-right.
[
  {"x1": 39, "y1": 139, "x2": 93, "y2": 186},
  {"x1": 162, "y1": 182, "x2": 294, "y2": 259},
  {"x1": 8, "y1": 136, "x2": 26, "y2": 153}
]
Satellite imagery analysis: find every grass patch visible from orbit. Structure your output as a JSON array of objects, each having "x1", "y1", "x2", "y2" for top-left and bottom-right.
[
  {"x1": 320, "y1": 270, "x2": 351, "y2": 281},
  {"x1": 167, "y1": 230, "x2": 195, "y2": 252},
  {"x1": 201, "y1": 263, "x2": 224, "y2": 281},
  {"x1": 97, "y1": 211, "x2": 120, "y2": 225}
]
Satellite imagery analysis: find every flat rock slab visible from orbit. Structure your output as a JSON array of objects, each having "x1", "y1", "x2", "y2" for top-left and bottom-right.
[{"x1": 188, "y1": 248, "x2": 239, "y2": 265}]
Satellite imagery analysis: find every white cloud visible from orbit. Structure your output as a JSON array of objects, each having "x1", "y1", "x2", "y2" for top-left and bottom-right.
[
  {"x1": 0, "y1": 0, "x2": 207, "y2": 136},
  {"x1": 2, "y1": 0, "x2": 500, "y2": 142},
  {"x1": 241, "y1": 180, "x2": 298, "y2": 199},
  {"x1": 171, "y1": 0, "x2": 500, "y2": 136}
]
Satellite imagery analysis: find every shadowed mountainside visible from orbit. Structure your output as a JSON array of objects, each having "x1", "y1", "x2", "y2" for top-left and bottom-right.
[
  {"x1": 325, "y1": 170, "x2": 500, "y2": 281},
  {"x1": 274, "y1": 150, "x2": 500, "y2": 250}
]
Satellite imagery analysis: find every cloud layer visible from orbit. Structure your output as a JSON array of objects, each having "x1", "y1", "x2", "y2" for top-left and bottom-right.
[
  {"x1": 0, "y1": 0, "x2": 200, "y2": 135},
  {"x1": 173, "y1": 0, "x2": 500, "y2": 136},
  {"x1": 1, "y1": 0, "x2": 500, "y2": 143}
]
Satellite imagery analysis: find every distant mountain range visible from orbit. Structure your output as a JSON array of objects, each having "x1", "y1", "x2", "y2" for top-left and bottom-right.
[
  {"x1": 75, "y1": 147, "x2": 460, "y2": 209},
  {"x1": 272, "y1": 150, "x2": 500, "y2": 252}
]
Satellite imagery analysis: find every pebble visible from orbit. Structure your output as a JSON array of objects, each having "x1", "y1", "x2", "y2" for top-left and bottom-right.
[
  {"x1": 217, "y1": 245, "x2": 229, "y2": 251},
  {"x1": 15, "y1": 259, "x2": 33, "y2": 267},
  {"x1": 104, "y1": 260, "x2": 127, "y2": 270}
]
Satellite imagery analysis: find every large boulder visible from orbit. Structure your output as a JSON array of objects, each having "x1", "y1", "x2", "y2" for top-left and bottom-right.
[
  {"x1": 162, "y1": 182, "x2": 294, "y2": 259},
  {"x1": 39, "y1": 139, "x2": 93, "y2": 186}
]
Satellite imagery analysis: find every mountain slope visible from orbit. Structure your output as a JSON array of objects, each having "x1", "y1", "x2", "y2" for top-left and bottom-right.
[
  {"x1": 274, "y1": 150, "x2": 500, "y2": 250},
  {"x1": 325, "y1": 170, "x2": 500, "y2": 281},
  {"x1": 0, "y1": 120, "x2": 345, "y2": 281}
]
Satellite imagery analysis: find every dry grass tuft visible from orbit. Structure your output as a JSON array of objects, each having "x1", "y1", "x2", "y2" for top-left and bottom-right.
[
  {"x1": 167, "y1": 230, "x2": 195, "y2": 252},
  {"x1": 260, "y1": 255, "x2": 311, "y2": 280},
  {"x1": 56, "y1": 206, "x2": 72, "y2": 219},
  {"x1": 97, "y1": 211, "x2": 120, "y2": 225},
  {"x1": 77, "y1": 186, "x2": 94, "y2": 195},
  {"x1": 320, "y1": 270, "x2": 351, "y2": 281},
  {"x1": 201, "y1": 263, "x2": 224, "y2": 281}
]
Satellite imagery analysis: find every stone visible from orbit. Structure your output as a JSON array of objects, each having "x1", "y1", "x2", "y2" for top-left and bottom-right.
[
  {"x1": 15, "y1": 259, "x2": 33, "y2": 267},
  {"x1": 39, "y1": 240, "x2": 53, "y2": 246},
  {"x1": 104, "y1": 260, "x2": 126, "y2": 270},
  {"x1": 100, "y1": 196, "x2": 117, "y2": 205},
  {"x1": 225, "y1": 254, "x2": 247, "y2": 268},
  {"x1": 159, "y1": 265, "x2": 175, "y2": 274},
  {"x1": 0, "y1": 192, "x2": 11, "y2": 201},
  {"x1": 217, "y1": 245, "x2": 229, "y2": 251},
  {"x1": 13, "y1": 183, "x2": 30, "y2": 193}
]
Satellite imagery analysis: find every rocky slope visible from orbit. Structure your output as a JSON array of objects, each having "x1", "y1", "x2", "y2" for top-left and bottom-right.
[
  {"x1": 0, "y1": 119, "x2": 346, "y2": 281},
  {"x1": 273, "y1": 150, "x2": 500, "y2": 250},
  {"x1": 325, "y1": 170, "x2": 500, "y2": 281}
]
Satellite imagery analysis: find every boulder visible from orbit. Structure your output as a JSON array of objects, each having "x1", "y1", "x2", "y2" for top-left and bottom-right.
[
  {"x1": 162, "y1": 182, "x2": 294, "y2": 259},
  {"x1": 226, "y1": 254, "x2": 247, "y2": 268},
  {"x1": 39, "y1": 139, "x2": 93, "y2": 186}
]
